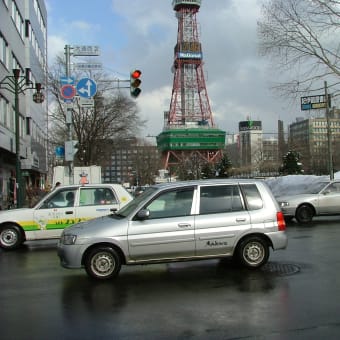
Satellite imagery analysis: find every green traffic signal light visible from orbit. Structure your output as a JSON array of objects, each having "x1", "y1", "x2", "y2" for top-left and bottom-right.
[{"x1": 130, "y1": 69, "x2": 142, "y2": 98}]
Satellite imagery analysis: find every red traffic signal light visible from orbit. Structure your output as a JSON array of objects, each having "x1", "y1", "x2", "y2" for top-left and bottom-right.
[
  {"x1": 130, "y1": 69, "x2": 142, "y2": 98},
  {"x1": 131, "y1": 70, "x2": 141, "y2": 79}
]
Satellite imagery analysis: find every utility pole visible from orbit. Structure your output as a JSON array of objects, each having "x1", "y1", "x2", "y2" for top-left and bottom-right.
[
  {"x1": 63, "y1": 44, "x2": 102, "y2": 183},
  {"x1": 324, "y1": 81, "x2": 334, "y2": 180},
  {"x1": 64, "y1": 45, "x2": 75, "y2": 183}
]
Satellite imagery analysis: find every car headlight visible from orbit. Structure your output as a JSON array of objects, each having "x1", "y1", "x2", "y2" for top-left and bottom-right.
[
  {"x1": 279, "y1": 202, "x2": 289, "y2": 207},
  {"x1": 61, "y1": 234, "x2": 77, "y2": 245}
]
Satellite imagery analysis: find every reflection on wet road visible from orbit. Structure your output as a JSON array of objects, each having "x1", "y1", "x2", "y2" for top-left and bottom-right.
[{"x1": 1, "y1": 218, "x2": 340, "y2": 339}]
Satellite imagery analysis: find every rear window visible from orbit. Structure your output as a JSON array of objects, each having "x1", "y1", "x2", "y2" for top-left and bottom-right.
[
  {"x1": 199, "y1": 185, "x2": 244, "y2": 214},
  {"x1": 79, "y1": 188, "x2": 117, "y2": 206},
  {"x1": 241, "y1": 184, "x2": 263, "y2": 210}
]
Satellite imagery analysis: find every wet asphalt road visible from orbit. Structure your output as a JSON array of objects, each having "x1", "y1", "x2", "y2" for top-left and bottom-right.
[{"x1": 1, "y1": 218, "x2": 340, "y2": 339}]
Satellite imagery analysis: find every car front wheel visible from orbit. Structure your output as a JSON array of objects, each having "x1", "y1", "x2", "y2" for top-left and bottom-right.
[
  {"x1": 236, "y1": 236, "x2": 269, "y2": 268},
  {"x1": 295, "y1": 204, "x2": 314, "y2": 224},
  {"x1": 0, "y1": 224, "x2": 23, "y2": 250},
  {"x1": 84, "y1": 247, "x2": 121, "y2": 280}
]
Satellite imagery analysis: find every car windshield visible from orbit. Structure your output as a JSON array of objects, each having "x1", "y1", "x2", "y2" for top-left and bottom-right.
[{"x1": 114, "y1": 187, "x2": 158, "y2": 217}]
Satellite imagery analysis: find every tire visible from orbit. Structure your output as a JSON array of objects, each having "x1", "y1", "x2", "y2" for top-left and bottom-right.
[
  {"x1": 284, "y1": 216, "x2": 293, "y2": 224},
  {"x1": 295, "y1": 204, "x2": 314, "y2": 224},
  {"x1": 0, "y1": 224, "x2": 23, "y2": 250},
  {"x1": 84, "y1": 247, "x2": 121, "y2": 280},
  {"x1": 236, "y1": 236, "x2": 269, "y2": 268}
]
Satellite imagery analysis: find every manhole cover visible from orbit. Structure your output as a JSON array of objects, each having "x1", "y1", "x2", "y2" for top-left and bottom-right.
[{"x1": 261, "y1": 262, "x2": 300, "y2": 276}]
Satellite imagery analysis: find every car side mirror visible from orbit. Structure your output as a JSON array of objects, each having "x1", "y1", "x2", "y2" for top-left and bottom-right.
[{"x1": 137, "y1": 209, "x2": 150, "y2": 220}]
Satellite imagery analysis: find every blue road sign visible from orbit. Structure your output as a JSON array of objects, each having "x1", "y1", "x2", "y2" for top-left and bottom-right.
[
  {"x1": 55, "y1": 146, "x2": 65, "y2": 158},
  {"x1": 60, "y1": 76, "x2": 75, "y2": 85},
  {"x1": 76, "y1": 77, "x2": 97, "y2": 98}
]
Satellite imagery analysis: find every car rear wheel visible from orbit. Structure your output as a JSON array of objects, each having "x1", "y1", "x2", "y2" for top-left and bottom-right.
[
  {"x1": 295, "y1": 204, "x2": 314, "y2": 224},
  {"x1": 236, "y1": 236, "x2": 269, "y2": 268},
  {"x1": 0, "y1": 224, "x2": 23, "y2": 250},
  {"x1": 84, "y1": 247, "x2": 121, "y2": 280}
]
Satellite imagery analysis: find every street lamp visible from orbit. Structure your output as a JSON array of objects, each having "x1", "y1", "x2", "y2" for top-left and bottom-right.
[{"x1": 0, "y1": 69, "x2": 44, "y2": 208}]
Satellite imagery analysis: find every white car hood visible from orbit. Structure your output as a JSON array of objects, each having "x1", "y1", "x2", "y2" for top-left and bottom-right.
[
  {"x1": 65, "y1": 214, "x2": 127, "y2": 238},
  {"x1": 276, "y1": 193, "x2": 318, "y2": 203}
]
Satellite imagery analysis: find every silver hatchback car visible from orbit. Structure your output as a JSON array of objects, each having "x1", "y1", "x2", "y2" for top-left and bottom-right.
[{"x1": 58, "y1": 179, "x2": 288, "y2": 280}]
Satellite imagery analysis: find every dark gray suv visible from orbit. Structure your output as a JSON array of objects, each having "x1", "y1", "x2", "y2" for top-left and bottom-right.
[{"x1": 58, "y1": 179, "x2": 288, "y2": 280}]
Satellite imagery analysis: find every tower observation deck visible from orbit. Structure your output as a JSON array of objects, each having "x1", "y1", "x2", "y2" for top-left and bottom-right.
[{"x1": 157, "y1": 0, "x2": 226, "y2": 171}]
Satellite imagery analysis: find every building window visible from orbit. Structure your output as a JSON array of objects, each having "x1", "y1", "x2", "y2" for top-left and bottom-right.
[
  {"x1": 11, "y1": 1, "x2": 24, "y2": 39},
  {"x1": 0, "y1": 34, "x2": 9, "y2": 68},
  {"x1": 0, "y1": 95, "x2": 9, "y2": 127}
]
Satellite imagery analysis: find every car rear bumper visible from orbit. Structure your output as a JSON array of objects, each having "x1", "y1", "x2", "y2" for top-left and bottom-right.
[{"x1": 267, "y1": 231, "x2": 288, "y2": 250}]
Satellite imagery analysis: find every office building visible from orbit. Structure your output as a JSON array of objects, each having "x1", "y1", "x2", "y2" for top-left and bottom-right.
[
  {"x1": 288, "y1": 110, "x2": 340, "y2": 174},
  {"x1": 0, "y1": 0, "x2": 47, "y2": 208},
  {"x1": 102, "y1": 138, "x2": 160, "y2": 186}
]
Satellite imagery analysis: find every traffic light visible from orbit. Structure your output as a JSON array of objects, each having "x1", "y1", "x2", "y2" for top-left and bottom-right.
[
  {"x1": 65, "y1": 140, "x2": 79, "y2": 161},
  {"x1": 130, "y1": 70, "x2": 142, "y2": 98}
]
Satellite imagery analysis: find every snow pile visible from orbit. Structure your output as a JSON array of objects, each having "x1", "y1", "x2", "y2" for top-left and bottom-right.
[{"x1": 265, "y1": 172, "x2": 340, "y2": 197}]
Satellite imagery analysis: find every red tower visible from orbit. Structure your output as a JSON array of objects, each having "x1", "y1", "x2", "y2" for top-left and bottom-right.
[{"x1": 157, "y1": 0, "x2": 225, "y2": 171}]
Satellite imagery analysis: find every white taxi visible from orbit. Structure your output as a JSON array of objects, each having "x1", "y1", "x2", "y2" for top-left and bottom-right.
[{"x1": 0, "y1": 184, "x2": 133, "y2": 250}]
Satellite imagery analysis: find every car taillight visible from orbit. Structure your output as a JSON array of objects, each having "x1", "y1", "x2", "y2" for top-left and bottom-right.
[{"x1": 277, "y1": 211, "x2": 286, "y2": 231}]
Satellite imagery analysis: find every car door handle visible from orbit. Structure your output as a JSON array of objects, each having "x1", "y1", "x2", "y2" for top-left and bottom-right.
[
  {"x1": 236, "y1": 217, "x2": 246, "y2": 222},
  {"x1": 178, "y1": 223, "x2": 191, "y2": 228},
  {"x1": 65, "y1": 211, "x2": 74, "y2": 215}
]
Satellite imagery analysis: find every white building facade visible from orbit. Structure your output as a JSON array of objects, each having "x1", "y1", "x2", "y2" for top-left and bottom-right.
[{"x1": 0, "y1": 0, "x2": 47, "y2": 208}]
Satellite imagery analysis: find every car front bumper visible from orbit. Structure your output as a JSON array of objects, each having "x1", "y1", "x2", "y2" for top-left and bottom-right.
[
  {"x1": 57, "y1": 242, "x2": 85, "y2": 269},
  {"x1": 280, "y1": 206, "x2": 296, "y2": 217}
]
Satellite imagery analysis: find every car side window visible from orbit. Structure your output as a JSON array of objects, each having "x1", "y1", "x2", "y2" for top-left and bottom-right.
[
  {"x1": 40, "y1": 189, "x2": 77, "y2": 209},
  {"x1": 199, "y1": 185, "x2": 243, "y2": 214},
  {"x1": 325, "y1": 183, "x2": 340, "y2": 193},
  {"x1": 241, "y1": 184, "x2": 263, "y2": 210},
  {"x1": 144, "y1": 188, "x2": 194, "y2": 219},
  {"x1": 79, "y1": 188, "x2": 118, "y2": 206}
]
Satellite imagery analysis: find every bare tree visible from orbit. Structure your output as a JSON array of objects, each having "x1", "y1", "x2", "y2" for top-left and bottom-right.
[
  {"x1": 48, "y1": 56, "x2": 145, "y2": 166},
  {"x1": 129, "y1": 140, "x2": 162, "y2": 186},
  {"x1": 258, "y1": 0, "x2": 340, "y2": 97}
]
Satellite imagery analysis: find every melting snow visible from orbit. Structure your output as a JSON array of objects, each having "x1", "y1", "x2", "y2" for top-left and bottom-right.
[{"x1": 265, "y1": 172, "x2": 340, "y2": 197}]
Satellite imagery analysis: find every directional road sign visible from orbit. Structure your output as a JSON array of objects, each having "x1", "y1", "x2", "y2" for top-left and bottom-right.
[
  {"x1": 60, "y1": 76, "x2": 75, "y2": 85},
  {"x1": 76, "y1": 77, "x2": 97, "y2": 99},
  {"x1": 72, "y1": 45, "x2": 100, "y2": 56},
  {"x1": 301, "y1": 95, "x2": 327, "y2": 111},
  {"x1": 75, "y1": 63, "x2": 102, "y2": 71}
]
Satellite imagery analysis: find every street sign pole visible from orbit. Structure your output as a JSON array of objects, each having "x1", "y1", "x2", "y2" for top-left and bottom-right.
[
  {"x1": 324, "y1": 81, "x2": 334, "y2": 180},
  {"x1": 64, "y1": 44, "x2": 74, "y2": 182},
  {"x1": 65, "y1": 45, "x2": 72, "y2": 78}
]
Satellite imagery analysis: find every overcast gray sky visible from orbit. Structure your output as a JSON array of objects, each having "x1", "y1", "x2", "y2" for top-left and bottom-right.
[{"x1": 47, "y1": 0, "x2": 304, "y2": 139}]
